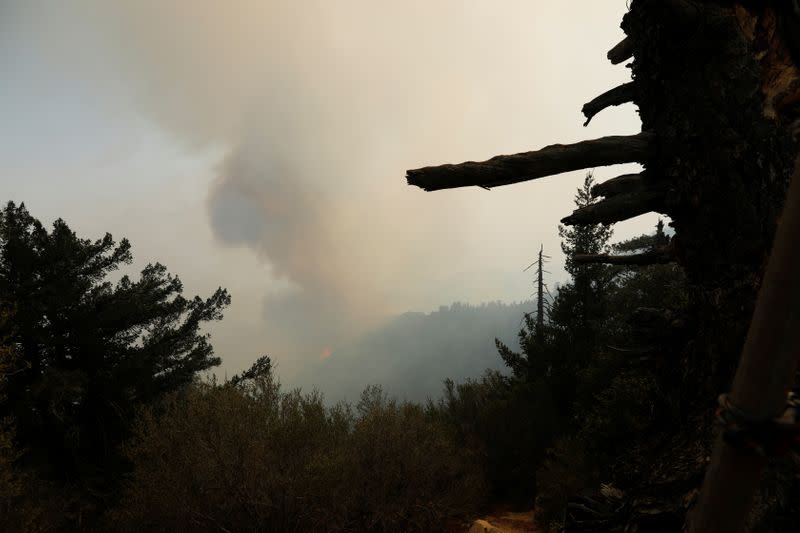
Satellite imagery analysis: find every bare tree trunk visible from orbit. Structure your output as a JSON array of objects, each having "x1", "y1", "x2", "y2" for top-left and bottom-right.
[
  {"x1": 536, "y1": 246, "x2": 544, "y2": 342},
  {"x1": 613, "y1": 2, "x2": 799, "y2": 529}
]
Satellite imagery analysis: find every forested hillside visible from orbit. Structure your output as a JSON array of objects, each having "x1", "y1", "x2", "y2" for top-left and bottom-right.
[{"x1": 291, "y1": 300, "x2": 531, "y2": 403}]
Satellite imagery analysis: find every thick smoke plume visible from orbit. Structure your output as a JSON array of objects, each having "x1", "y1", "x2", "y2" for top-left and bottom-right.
[{"x1": 7, "y1": 1, "x2": 640, "y2": 372}]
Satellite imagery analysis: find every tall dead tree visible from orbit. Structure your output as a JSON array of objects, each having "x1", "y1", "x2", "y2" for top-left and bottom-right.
[
  {"x1": 524, "y1": 245, "x2": 550, "y2": 343},
  {"x1": 406, "y1": 1, "x2": 800, "y2": 529},
  {"x1": 536, "y1": 245, "x2": 544, "y2": 341},
  {"x1": 524, "y1": 244, "x2": 550, "y2": 342}
]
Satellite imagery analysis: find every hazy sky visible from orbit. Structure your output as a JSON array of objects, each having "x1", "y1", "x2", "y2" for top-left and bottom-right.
[{"x1": 0, "y1": 1, "x2": 656, "y2": 380}]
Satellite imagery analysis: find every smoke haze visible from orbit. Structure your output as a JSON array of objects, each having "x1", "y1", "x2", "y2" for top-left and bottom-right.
[{"x1": 2, "y1": 1, "x2": 647, "y2": 379}]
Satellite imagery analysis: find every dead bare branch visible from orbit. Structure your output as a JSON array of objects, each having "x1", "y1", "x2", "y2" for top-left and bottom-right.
[{"x1": 406, "y1": 132, "x2": 655, "y2": 192}]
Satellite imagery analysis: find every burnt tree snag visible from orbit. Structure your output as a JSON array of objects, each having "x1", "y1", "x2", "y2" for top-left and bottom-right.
[
  {"x1": 599, "y1": 2, "x2": 800, "y2": 529},
  {"x1": 404, "y1": 0, "x2": 800, "y2": 530}
]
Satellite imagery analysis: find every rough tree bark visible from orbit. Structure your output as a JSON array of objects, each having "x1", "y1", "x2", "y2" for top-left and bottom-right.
[
  {"x1": 405, "y1": 0, "x2": 800, "y2": 530},
  {"x1": 406, "y1": 133, "x2": 655, "y2": 191},
  {"x1": 582, "y1": 82, "x2": 637, "y2": 126},
  {"x1": 619, "y1": 2, "x2": 800, "y2": 529}
]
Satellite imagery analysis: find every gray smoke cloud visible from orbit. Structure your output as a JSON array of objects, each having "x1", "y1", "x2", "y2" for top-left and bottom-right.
[
  {"x1": 82, "y1": 0, "x2": 503, "y2": 362},
  {"x1": 5, "y1": 1, "x2": 642, "y2": 373}
]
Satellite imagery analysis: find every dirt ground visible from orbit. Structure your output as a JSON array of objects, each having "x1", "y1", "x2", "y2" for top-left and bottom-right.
[{"x1": 466, "y1": 508, "x2": 540, "y2": 533}]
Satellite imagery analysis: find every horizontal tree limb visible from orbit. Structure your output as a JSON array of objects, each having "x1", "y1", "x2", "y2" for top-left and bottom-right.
[
  {"x1": 406, "y1": 132, "x2": 655, "y2": 192},
  {"x1": 591, "y1": 172, "x2": 647, "y2": 198},
  {"x1": 582, "y1": 82, "x2": 637, "y2": 126},
  {"x1": 632, "y1": 306, "x2": 674, "y2": 323},
  {"x1": 607, "y1": 37, "x2": 633, "y2": 65},
  {"x1": 574, "y1": 246, "x2": 674, "y2": 266},
  {"x1": 561, "y1": 188, "x2": 665, "y2": 226},
  {"x1": 606, "y1": 344, "x2": 657, "y2": 356}
]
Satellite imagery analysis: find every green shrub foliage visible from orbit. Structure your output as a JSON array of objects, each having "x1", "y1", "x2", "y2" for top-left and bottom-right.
[{"x1": 115, "y1": 364, "x2": 486, "y2": 532}]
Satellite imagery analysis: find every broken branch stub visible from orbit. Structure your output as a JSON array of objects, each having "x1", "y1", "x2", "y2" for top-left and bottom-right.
[
  {"x1": 406, "y1": 132, "x2": 655, "y2": 192},
  {"x1": 561, "y1": 188, "x2": 665, "y2": 226},
  {"x1": 591, "y1": 172, "x2": 647, "y2": 198},
  {"x1": 582, "y1": 82, "x2": 637, "y2": 126},
  {"x1": 607, "y1": 36, "x2": 634, "y2": 65},
  {"x1": 573, "y1": 246, "x2": 674, "y2": 266}
]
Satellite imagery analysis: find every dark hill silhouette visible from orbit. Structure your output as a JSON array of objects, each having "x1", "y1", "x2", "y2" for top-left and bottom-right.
[{"x1": 290, "y1": 301, "x2": 533, "y2": 402}]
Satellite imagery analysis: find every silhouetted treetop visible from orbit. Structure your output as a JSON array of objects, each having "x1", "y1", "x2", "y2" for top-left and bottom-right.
[{"x1": 0, "y1": 201, "x2": 230, "y2": 488}]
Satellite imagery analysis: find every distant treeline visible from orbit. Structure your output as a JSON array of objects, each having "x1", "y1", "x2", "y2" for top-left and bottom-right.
[{"x1": 291, "y1": 300, "x2": 534, "y2": 404}]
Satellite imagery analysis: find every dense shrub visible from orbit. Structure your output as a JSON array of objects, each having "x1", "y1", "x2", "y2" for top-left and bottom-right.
[
  {"x1": 428, "y1": 371, "x2": 556, "y2": 507},
  {"x1": 113, "y1": 368, "x2": 486, "y2": 532},
  {"x1": 0, "y1": 202, "x2": 230, "y2": 526}
]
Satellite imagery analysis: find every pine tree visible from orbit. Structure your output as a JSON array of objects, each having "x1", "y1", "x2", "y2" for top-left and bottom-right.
[
  {"x1": 498, "y1": 173, "x2": 614, "y2": 391},
  {"x1": 0, "y1": 202, "x2": 230, "y2": 494},
  {"x1": 0, "y1": 303, "x2": 19, "y2": 487},
  {"x1": 536, "y1": 245, "x2": 546, "y2": 343},
  {"x1": 551, "y1": 172, "x2": 613, "y2": 347},
  {"x1": 558, "y1": 172, "x2": 613, "y2": 281}
]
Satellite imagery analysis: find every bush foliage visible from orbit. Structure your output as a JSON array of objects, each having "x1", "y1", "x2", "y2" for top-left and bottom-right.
[{"x1": 113, "y1": 367, "x2": 486, "y2": 532}]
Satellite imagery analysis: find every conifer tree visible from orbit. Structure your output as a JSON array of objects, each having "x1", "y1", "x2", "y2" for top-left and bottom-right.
[
  {"x1": 554, "y1": 172, "x2": 613, "y2": 339},
  {"x1": 0, "y1": 201, "x2": 230, "y2": 493}
]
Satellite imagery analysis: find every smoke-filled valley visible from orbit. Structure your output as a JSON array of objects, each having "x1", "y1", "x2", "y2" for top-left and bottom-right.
[{"x1": 289, "y1": 301, "x2": 530, "y2": 403}]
